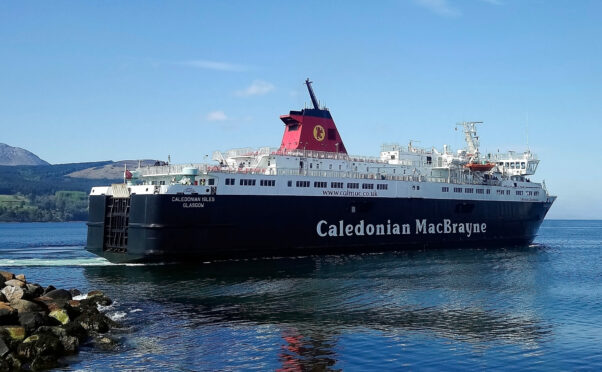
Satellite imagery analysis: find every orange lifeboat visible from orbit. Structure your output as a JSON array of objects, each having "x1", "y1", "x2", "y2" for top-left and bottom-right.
[{"x1": 465, "y1": 162, "x2": 496, "y2": 171}]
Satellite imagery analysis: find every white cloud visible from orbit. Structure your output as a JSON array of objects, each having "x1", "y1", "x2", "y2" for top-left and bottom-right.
[
  {"x1": 206, "y1": 111, "x2": 228, "y2": 121},
  {"x1": 235, "y1": 80, "x2": 275, "y2": 97},
  {"x1": 414, "y1": 0, "x2": 461, "y2": 17},
  {"x1": 180, "y1": 59, "x2": 247, "y2": 72}
]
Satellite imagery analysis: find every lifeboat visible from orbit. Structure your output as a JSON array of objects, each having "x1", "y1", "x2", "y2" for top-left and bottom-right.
[{"x1": 465, "y1": 162, "x2": 496, "y2": 171}]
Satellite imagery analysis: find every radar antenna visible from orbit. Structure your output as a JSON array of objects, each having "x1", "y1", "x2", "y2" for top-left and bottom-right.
[{"x1": 305, "y1": 78, "x2": 320, "y2": 110}]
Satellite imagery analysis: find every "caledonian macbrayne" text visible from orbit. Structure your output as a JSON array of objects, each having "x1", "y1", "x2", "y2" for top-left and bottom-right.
[{"x1": 316, "y1": 219, "x2": 487, "y2": 238}]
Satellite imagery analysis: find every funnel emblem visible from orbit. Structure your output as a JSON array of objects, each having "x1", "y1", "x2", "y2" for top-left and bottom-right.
[{"x1": 313, "y1": 125, "x2": 326, "y2": 142}]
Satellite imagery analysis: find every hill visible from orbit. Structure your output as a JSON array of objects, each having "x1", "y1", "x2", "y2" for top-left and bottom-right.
[
  {"x1": 67, "y1": 159, "x2": 158, "y2": 179},
  {"x1": 0, "y1": 161, "x2": 120, "y2": 195},
  {"x1": 0, "y1": 159, "x2": 163, "y2": 221},
  {"x1": 0, "y1": 161, "x2": 122, "y2": 221},
  {"x1": 0, "y1": 143, "x2": 49, "y2": 166}
]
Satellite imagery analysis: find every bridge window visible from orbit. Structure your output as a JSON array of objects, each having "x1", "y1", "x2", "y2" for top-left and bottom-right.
[
  {"x1": 442, "y1": 187, "x2": 449, "y2": 192},
  {"x1": 377, "y1": 184, "x2": 388, "y2": 190},
  {"x1": 296, "y1": 181, "x2": 310, "y2": 187},
  {"x1": 347, "y1": 182, "x2": 359, "y2": 189},
  {"x1": 313, "y1": 181, "x2": 327, "y2": 188},
  {"x1": 362, "y1": 183, "x2": 374, "y2": 189},
  {"x1": 521, "y1": 162, "x2": 526, "y2": 169}
]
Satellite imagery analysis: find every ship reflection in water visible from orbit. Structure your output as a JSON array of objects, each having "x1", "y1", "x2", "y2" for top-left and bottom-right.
[{"x1": 84, "y1": 246, "x2": 551, "y2": 370}]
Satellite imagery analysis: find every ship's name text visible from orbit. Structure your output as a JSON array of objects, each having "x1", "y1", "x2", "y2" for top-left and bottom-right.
[
  {"x1": 171, "y1": 196, "x2": 215, "y2": 208},
  {"x1": 316, "y1": 219, "x2": 487, "y2": 238}
]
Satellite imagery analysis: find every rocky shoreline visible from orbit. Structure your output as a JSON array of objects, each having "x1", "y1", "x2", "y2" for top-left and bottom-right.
[{"x1": 0, "y1": 270, "x2": 119, "y2": 371}]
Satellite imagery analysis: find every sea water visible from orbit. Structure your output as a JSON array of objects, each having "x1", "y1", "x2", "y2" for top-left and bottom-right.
[{"x1": 0, "y1": 220, "x2": 601, "y2": 370}]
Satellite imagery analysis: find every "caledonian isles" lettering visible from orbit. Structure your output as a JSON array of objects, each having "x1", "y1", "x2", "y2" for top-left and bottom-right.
[{"x1": 316, "y1": 219, "x2": 487, "y2": 238}]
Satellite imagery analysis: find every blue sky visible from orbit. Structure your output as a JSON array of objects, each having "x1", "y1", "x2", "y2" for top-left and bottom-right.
[{"x1": 1, "y1": 1, "x2": 601, "y2": 219}]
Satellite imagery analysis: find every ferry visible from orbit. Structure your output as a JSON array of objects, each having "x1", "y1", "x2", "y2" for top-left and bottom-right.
[{"x1": 86, "y1": 79, "x2": 556, "y2": 263}]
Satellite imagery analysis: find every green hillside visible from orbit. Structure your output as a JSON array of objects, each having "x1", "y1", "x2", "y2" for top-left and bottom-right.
[{"x1": 0, "y1": 162, "x2": 121, "y2": 222}]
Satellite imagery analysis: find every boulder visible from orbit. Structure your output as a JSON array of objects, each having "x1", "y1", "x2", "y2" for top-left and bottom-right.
[
  {"x1": 17, "y1": 333, "x2": 63, "y2": 361},
  {"x1": 18, "y1": 311, "x2": 47, "y2": 333},
  {"x1": 0, "y1": 271, "x2": 13, "y2": 283},
  {"x1": 65, "y1": 300, "x2": 82, "y2": 319},
  {"x1": 75, "y1": 312, "x2": 110, "y2": 333},
  {"x1": 0, "y1": 293, "x2": 5, "y2": 302},
  {"x1": 1, "y1": 286, "x2": 24, "y2": 302},
  {"x1": 83, "y1": 291, "x2": 113, "y2": 307},
  {"x1": 94, "y1": 335, "x2": 118, "y2": 351},
  {"x1": 42, "y1": 285, "x2": 56, "y2": 295},
  {"x1": 1, "y1": 352, "x2": 21, "y2": 371},
  {"x1": 3, "y1": 279, "x2": 25, "y2": 289},
  {"x1": 0, "y1": 326, "x2": 26, "y2": 342},
  {"x1": 49, "y1": 309, "x2": 70, "y2": 325},
  {"x1": 9, "y1": 299, "x2": 44, "y2": 314},
  {"x1": 0, "y1": 337, "x2": 9, "y2": 358},
  {"x1": 69, "y1": 288, "x2": 82, "y2": 297},
  {"x1": 35, "y1": 326, "x2": 79, "y2": 354},
  {"x1": 60, "y1": 334, "x2": 80, "y2": 354},
  {"x1": 14, "y1": 274, "x2": 26, "y2": 283},
  {"x1": 32, "y1": 296, "x2": 69, "y2": 313},
  {"x1": 45, "y1": 289, "x2": 72, "y2": 301},
  {"x1": 0, "y1": 303, "x2": 17, "y2": 325},
  {"x1": 0, "y1": 357, "x2": 9, "y2": 372},
  {"x1": 63, "y1": 321, "x2": 88, "y2": 342},
  {"x1": 26, "y1": 283, "x2": 44, "y2": 298}
]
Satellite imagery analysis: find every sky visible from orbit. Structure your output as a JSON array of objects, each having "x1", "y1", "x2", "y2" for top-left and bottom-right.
[{"x1": 1, "y1": 1, "x2": 601, "y2": 219}]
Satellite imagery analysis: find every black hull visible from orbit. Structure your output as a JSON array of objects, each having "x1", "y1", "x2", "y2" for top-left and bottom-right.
[{"x1": 86, "y1": 194, "x2": 554, "y2": 263}]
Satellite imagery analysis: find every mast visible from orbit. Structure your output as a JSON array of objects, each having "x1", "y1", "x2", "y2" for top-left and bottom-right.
[
  {"x1": 457, "y1": 121, "x2": 483, "y2": 156},
  {"x1": 305, "y1": 78, "x2": 320, "y2": 110}
]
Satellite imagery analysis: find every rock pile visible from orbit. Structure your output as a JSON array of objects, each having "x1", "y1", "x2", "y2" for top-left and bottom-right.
[{"x1": 0, "y1": 270, "x2": 118, "y2": 371}]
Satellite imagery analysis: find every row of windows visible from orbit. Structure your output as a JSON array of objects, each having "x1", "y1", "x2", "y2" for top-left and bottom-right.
[
  {"x1": 260, "y1": 180, "x2": 275, "y2": 187},
  {"x1": 445, "y1": 187, "x2": 491, "y2": 195},
  {"x1": 442, "y1": 187, "x2": 539, "y2": 196},
  {"x1": 227, "y1": 178, "x2": 541, "y2": 197},
  {"x1": 499, "y1": 161, "x2": 526, "y2": 169},
  {"x1": 228, "y1": 178, "x2": 542, "y2": 197},
  {"x1": 240, "y1": 179, "x2": 256, "y2": 186}
]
